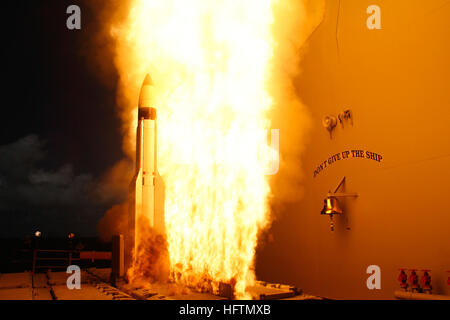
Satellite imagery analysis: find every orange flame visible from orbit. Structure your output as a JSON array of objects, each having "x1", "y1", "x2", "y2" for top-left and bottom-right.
[{"x1": 110, "y1": 0, "x2": 325, "y2": 299}]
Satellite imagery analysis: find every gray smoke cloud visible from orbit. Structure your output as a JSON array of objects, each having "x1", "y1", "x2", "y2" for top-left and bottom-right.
[
  {"x1": 0, "y1": 135, "x2": 130, "y2": 238},
  {"x1": 0, "y1": 135, "x2": 93, "y2": 208}
]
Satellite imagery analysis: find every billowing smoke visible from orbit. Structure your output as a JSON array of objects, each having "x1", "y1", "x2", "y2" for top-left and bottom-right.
[
  {"x1": 268, "y1": 0, "x2": 325, "y2": 208},
  {"x1": 97, "y1": 203, "x2": 128, "y2": 243},
  {"x1": 127, "y1": 216, "x2": 170, "y2": 283},
  {"x1": 0, "y1": 135, "x2": 93, "y2": 207},
  {"x1": 88, "y1": 0, "x2": 326, "y2": 289},
  {"x1": 83, "y1": 0, "x2": 141, "y2": 160},
  {"x1": 79, "y1": 0, "x2": 139, "y2": 244},
  {"x1": 0, "y1": 135, "x2": 118, "y2": 237}
]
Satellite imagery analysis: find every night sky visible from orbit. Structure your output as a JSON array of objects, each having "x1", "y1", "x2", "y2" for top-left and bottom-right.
[{"x1": 1, "y1": 1, "x2": 125, "y2": 237}]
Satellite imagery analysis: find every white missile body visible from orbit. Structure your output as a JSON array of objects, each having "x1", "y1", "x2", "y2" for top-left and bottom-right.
[{"x1": 128, "y1": 74, "x2": 164, "y2": 263}]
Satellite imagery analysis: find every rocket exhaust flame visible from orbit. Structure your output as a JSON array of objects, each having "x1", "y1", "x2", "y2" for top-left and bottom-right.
[{"x1": 110, "y1": 0, "x2": 325, "y2": 299}]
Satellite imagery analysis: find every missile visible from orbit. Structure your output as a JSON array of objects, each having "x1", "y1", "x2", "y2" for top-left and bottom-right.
[{"x1": 128, "y1": 74, "x2": 164, "y2": 265}]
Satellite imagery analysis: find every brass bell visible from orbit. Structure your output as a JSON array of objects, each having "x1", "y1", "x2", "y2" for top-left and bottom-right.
[
  {"x1": 321, "y1": 196, "x2": 343, "y2": 216},
  {"x1": 321, "y1": 177, "x2": 358, "y2": 231}
]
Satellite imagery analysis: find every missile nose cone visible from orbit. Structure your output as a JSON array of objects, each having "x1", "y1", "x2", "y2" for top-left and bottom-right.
[
  {"x1": 139, "y1": 74, "x2": 156, "y2": 117},
  {"x1": 142, "y1": 73, "x2": 153, "y2": 86}
]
